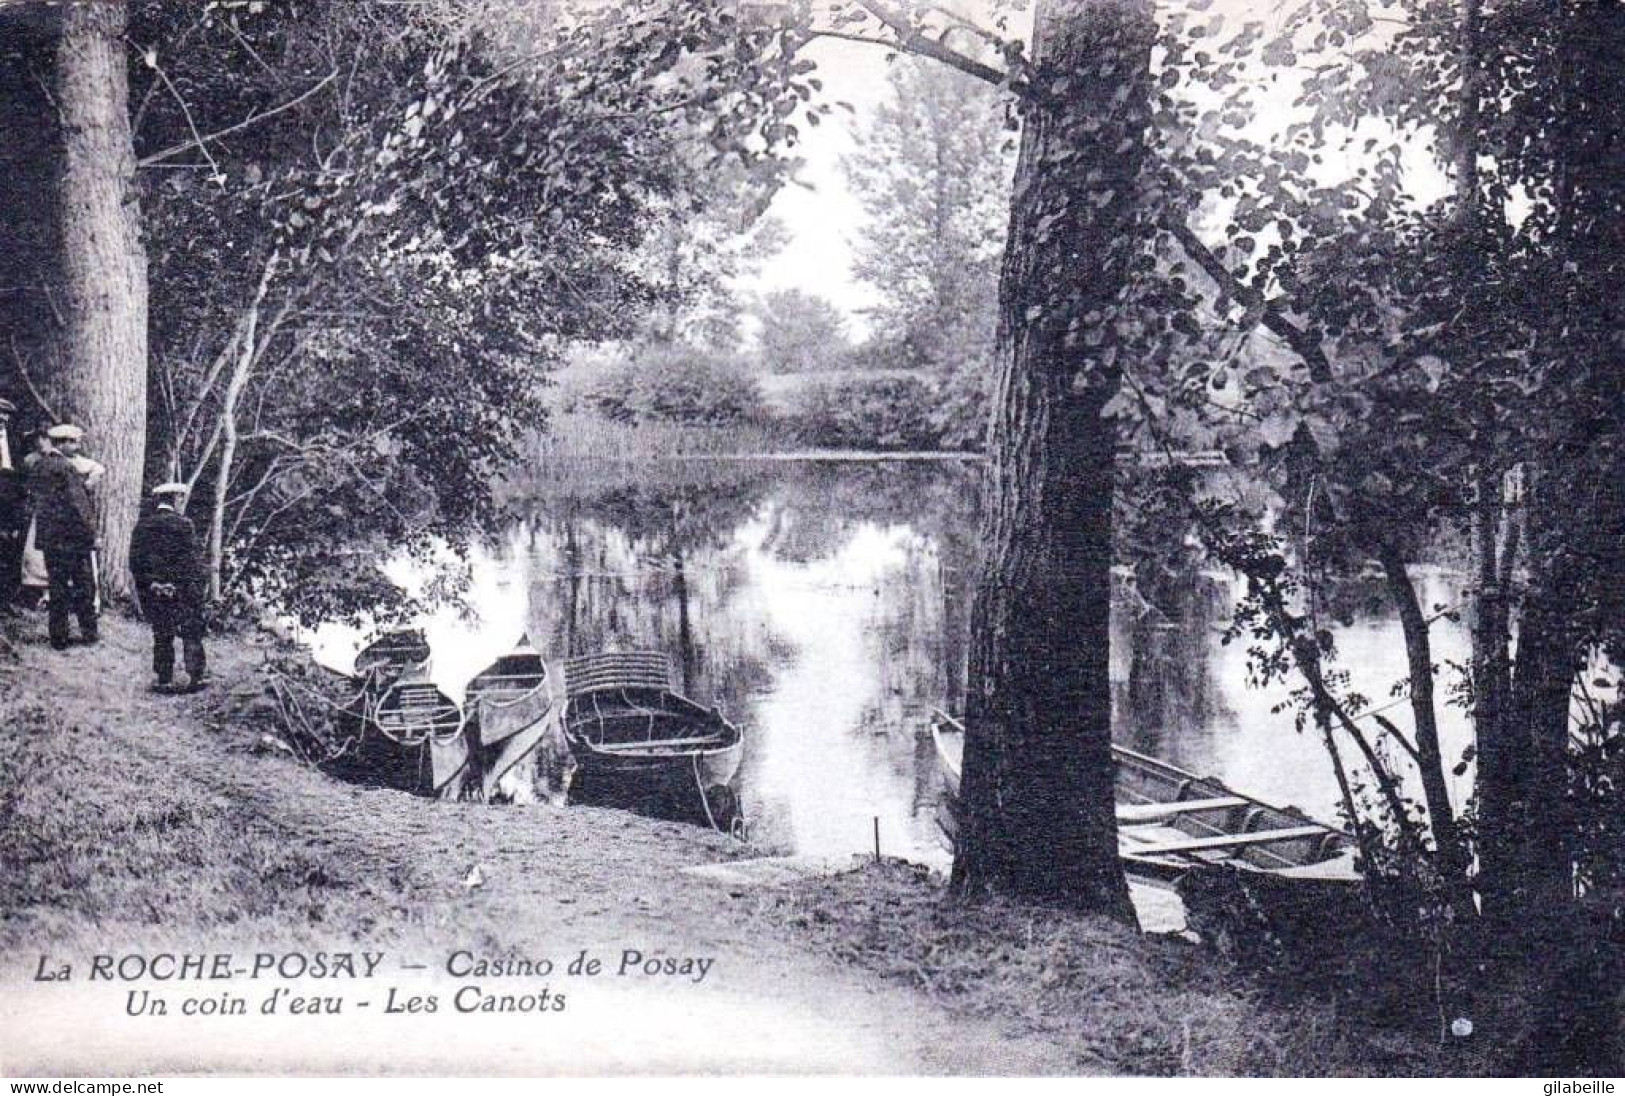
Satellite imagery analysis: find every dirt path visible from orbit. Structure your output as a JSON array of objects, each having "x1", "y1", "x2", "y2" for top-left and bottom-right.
[{"x1": 1, "y1": 616, "x2": 1080, "y2": 1076}]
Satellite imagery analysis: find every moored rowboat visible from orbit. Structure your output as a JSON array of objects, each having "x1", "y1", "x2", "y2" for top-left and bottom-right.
[
  {"x1": 463, "y1": 637, "x2": 566, "y2": 802},
  {"x1": 562, "y1": 650, "x2": 745, "y2": 832},
  {"x1": 354, "y1": 629, "x2": 431, "y2": 681},
  {"x1": 466, "y1": 636, "x2": 552, "y2": 747},
  {"x1": 929, "y1": 711, "x2": 1357, "y2": 883},
  {"x1": 346, "y1": 633, "x2": 467, "y2": 796}
]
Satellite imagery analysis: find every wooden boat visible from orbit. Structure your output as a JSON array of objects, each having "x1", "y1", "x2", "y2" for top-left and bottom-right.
[
  {"x1": 929, "y1": 711, "x2": 1356, "y2": 883},
  {"x1": 466, "y1": 636, "x2": 552, "y2": 746},
  {"x1": 354, "y1": 628, "x2": 431, "y2": 681},
  {"x1": 347, "y1": 632, "x2": 467, "y2": 796},
  {"x1": 561, "y1": 650, "x2": 744, "y2": 832},
  {"x1": 462, "y1": 636, "x2": 563, "y2": 801}
]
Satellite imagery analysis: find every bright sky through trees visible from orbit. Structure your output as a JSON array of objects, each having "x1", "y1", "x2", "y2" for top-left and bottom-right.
[
  {"x1": 751, "y1": 37, "x2": 895, "y2": 337},
  {"x1": 748, "y1": 0, "x2": 1452, "y2": 341}
]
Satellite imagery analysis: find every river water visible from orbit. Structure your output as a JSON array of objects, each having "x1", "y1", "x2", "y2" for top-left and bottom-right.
[{"x1": 312, "y1": 458, "x2": 1475, "y2": 871}]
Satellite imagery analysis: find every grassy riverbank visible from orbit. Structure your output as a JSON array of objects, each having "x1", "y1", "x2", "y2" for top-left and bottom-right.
[
  {"x1": 0, "y1": 611, "x2": 1474, "y2": 1076},
  {"x1": 773, "y1": 861, "x2": 1477, "y2": 1076}
]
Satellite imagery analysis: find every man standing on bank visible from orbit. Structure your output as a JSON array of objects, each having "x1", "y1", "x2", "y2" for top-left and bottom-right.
[
  {"x1": 130, "y1": 482, "x2": 209, "y2": 693},
  {"x1": 29, "y1": 423, "x2": 99, "y2": 648}
]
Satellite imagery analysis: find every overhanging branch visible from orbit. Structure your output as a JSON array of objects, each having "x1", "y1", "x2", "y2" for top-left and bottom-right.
[
  {"x1": 1162, "y1": 215, "x2": 1334, "y2": 384},
  {"x1": 851, "y1": 0, "x2": 1027, "y2": 93},
  {"x1": 137, "y1": 71, "x2": 337, "y2": 169},
  {"x1": 6, "y1": 336, "x2": 58, "y2": 422}
]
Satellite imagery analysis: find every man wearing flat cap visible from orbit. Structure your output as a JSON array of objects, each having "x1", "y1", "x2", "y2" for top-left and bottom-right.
[
  {"x1": 28, "y1": 423, "x2": 99, "y2": 648},
  {"x1": 0, "y1": 398, "x2": 25, "y2": 612},
  {"x1": 130, "y1": 482, "x2": 209, "y2": 692}
]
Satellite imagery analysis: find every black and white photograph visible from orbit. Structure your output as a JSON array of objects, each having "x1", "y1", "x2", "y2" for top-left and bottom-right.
[{"x1": 0, "y1": 0, "x2": 1621, "y2": 1080}]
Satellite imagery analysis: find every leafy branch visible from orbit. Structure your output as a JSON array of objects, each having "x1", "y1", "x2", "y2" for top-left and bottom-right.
[{"x1": 137, "y1": 70, "x2": 338, "y2": 169}]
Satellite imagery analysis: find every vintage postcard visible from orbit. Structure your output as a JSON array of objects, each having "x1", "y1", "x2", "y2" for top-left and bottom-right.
[{"x1": 1, "y1": 0, "x2": 1620, "y2": 1080}]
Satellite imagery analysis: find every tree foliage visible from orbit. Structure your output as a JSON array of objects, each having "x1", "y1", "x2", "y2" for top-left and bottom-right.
[
  {"x1": 1117, "y1": 5, "x2": 1625, "y2": 1045},
  {"x1": 844, "y1": 56, "x2": 1011, "y2": 373},
  {"x1": 125, "y1": 0, "x2": 820, "y2": 620},
  {"x1": 753, "y1": 287, "x2": 851, "y2": 372}
]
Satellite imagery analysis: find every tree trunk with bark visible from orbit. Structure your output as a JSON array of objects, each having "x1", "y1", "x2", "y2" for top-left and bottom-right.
[
  {"x1": 1477, "y1": 0, "x2": 1625, "y2": 929},
  {"x1": 56, "y1": 0, "x2": 147, "y2": 599},
  {"x1": 1470, "y1": 471, "x2": 1525, "y2": 917},
  {"x1": 1485, "y1": 468, "x2": 1584, "y2": 922},
  {"x1": 950, "y1": 0, "x2": 1154, "y2": 923},
  {"x1": 1376, "y1": 542, "x2": 1470, "y2": 901}
]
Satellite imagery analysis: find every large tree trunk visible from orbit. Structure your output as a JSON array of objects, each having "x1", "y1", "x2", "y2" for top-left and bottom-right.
[
  {"x1": 57, "y1": 0, "x2": 147, "y2": 599},
  {"x1": 950, "y1": 0, "x2": 1153, "y2": 923},
  {"x1": 1478, "y1": 0, "x2": 1625, "y2": 929}
]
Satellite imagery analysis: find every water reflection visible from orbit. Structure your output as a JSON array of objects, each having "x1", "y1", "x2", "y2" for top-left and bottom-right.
[
  {"x1": 314, "y1": 460, "x2": 1473, "y2": 866},
  {"x1": 508, "y1": 464, "x2": 977, "y2": 855},
  {"x1": 1112, "y1": 561, "x2": 1474, "y2": 826}
]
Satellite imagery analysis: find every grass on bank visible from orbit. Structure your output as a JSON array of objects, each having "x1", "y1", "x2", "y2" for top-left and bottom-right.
[
  {"x1": 775, "y1": 860, "x2": 1476, "y2": 1077},
  {"x1": 0, "y1": 620, "x2": 1506, "y2": 1078},
  {"x1": 508, "y1": 412, "x2": 782, "y2": 501},
  {"x1": 0, "y1": 695, "x2": 423, "y2": 951}
]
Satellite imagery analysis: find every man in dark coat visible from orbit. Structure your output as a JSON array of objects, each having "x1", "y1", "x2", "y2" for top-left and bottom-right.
[
  {"x1": 29, "y1": 423, "x2": 99, "y2": 648},
  {"x1": 0, "y1": 398, "x2": 25, "y2": 613},
  {"x1": 130, "y1": 482, "x2": 209, "y2": 692}
]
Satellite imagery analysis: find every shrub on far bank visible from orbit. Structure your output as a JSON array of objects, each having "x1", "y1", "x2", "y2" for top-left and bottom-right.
[
  {"x1": 568, "y1": 343, "x2": 767, "y2": 426},
  {"x1": 552, "y1": 345, "x2": 992, "y2": 453},
  {"x1": 790, "y1": 374, "x2": 940, "y2": 450},
  {"x1": 929, "y1": 358, "x2": 994, "y2": 450},
  {"x1": 788, "y1": 371, "x2": 988, "y2": 451}
]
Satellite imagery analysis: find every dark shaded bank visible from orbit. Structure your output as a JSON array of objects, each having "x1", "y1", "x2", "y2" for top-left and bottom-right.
[{"x1": 770, "y1": 861, "x2": 1483, "y2": 1076}]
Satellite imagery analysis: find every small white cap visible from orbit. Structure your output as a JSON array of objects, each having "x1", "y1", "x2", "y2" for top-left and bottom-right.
[
  {"x1": 151, "y1": 482, "x2": 189, "y2": 497},
  {"x1": 47, "y1": 424, "x2": 84, "y2": 442}
]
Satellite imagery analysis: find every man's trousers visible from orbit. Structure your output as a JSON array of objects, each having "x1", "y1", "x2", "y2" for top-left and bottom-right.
[{"x1": 43, "y1": 547, "x2": 97, "y2": 647}]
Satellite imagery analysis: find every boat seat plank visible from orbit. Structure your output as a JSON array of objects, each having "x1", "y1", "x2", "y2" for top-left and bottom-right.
[
  {"x1": 1117, "y1": 824, "x2": 1191, "y2": 847},
  {"x1": 1116, "y1": 796, "x2": 1247, "y2": 823},
  {"x1": 1127, "y1": 825, "x2": 1328, "y2": 857},
  {"x1": 589, "y1": 736, "x2": 730, "y2": 751},
  {"x1": 473, "y1": 674, "x2": 546, "y2": 689}
]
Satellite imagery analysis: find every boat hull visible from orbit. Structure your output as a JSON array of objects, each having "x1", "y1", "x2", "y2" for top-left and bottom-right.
[
  {"x1": 352, "y1": 670, "x2": 467, "y2": 796},
  {"x1": 572, "y1": 738, "x2": 743, "y2": 785},
  {"x1": 467, "y1": 649, "x2": 552, "y2": 747},
  {"x1": 929, "y1": 712, "x2": 1355, "y2": 884},
  {"x1": 561, "y1": 662, "x2": 745, "y2": 831},
  {"x1": 336, "y1": 720, "x2": 464, "y2": 797},
  {"x1": 568, "y1": 740, "x2": 743, "y2": 830}
]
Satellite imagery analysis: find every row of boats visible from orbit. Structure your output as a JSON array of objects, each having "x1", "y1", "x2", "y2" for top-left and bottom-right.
[
  {"x1": 340, "y1": 630, "x2": 1357, "y2": 901},
  {"x1": 341, "y1": 631, "x2": 746, "y2": 832}
]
